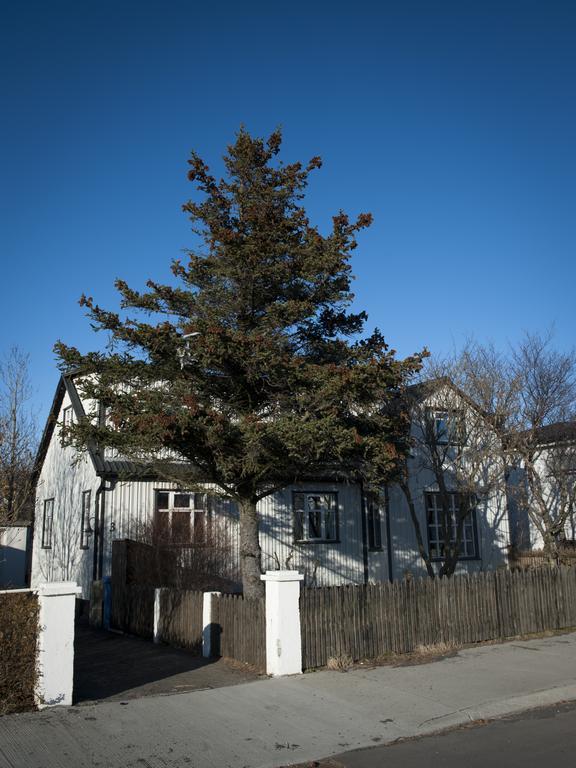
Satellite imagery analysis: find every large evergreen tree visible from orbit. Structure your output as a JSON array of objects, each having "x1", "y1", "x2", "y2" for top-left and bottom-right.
[{"x1": 56, "y1": 129, "x2": 424, "y2": 597}]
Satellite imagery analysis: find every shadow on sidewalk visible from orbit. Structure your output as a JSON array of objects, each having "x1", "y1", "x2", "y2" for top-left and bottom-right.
[{"x1": 73, "y1": 618, "x2": 259, "y2": 704}]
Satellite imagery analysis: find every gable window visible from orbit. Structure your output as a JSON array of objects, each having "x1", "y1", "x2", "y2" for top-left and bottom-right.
[
  {"x1": 366, "y1": 496, "x2": 382, "y2": 550},
  {"x1": 294, "y1": 492, "x2": 338, "y2": 543},
  {"x1": 80, "y1": 490, "x2": 92, "y2": 549},
  {"x1": 42, "y1": 498, "x2": 54, "y2": 549},
  {"x1": 62, "y1": 405, "x2": 74, "y2": 427},
  {"x1": 425, "y1": 492, "x2": 478, "y2": 560},
  {"x1": 429, "y1": 410, "x2": 465, "y2": 446}
]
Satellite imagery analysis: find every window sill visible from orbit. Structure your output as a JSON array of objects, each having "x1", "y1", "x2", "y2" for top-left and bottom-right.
[
  {"x1": 429, "y1": 555, "x2": 480, "y2": 562},
  {"x1": 295, "y1": 539, "x2": 341, "y2": 546}
]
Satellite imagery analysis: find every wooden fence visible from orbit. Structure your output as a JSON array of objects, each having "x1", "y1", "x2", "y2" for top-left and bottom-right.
[
  {"x1": 111, "y1": 583, "x2": 155, "y2": 638},
  {"x1": 212, "y1": 593, "x2": 266, "y2": 672},
  {"x1": 157, "y1": 589, "x2": 204, "y2": 652},
  {"x1": 300, "y1": 566, "x2": 576, "y2": 669}
]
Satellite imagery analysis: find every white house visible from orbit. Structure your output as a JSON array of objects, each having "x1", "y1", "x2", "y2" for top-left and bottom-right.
[
  {"x1": 0, "y1": 521, "x2": 31, "y2": 588},
  {"x1": 507, "y1": 421, "x2": 576, "y2": 551},
  {"x1": 31, "y1": 375, "x2": 511, "y2": 599}
]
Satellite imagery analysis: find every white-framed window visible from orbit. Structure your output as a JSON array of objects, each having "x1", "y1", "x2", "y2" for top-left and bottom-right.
[
  {"x1": 367, "y1": 496, "x2": 382, "y2": 550},
  {"x1": 80, "y1": 490, "x2": 92, "y2": 549},
  {"x1": 62, "y1": 405, "x2": 74, "y2": 427},
  {"x1": 154, "y1": 491, "x2": 236, "y2": 544},
  {"x1": 425, "y1": 492, "x2": 478, "y2": 560},
  {"x1": 429, "y1": 410, "x2": 465, "y2": 446},
  {"x1": 293, "y1": 492, "x2": 339, "y2": 543},
  {"x1": 42, "y1": 498, "x2": 54, "y2": 549}
]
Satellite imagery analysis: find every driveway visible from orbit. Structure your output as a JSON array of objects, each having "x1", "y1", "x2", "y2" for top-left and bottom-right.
[{"x1": 73, "y1": 618, "x2": 261, "y2": 704}]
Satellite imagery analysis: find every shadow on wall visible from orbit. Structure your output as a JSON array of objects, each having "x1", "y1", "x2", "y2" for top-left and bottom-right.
[{"x1": 0, "y1": 543, "x2": 29, "y2": 588}]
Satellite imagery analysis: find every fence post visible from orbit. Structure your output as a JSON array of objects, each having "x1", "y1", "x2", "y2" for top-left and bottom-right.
[
  {"x1": 153, "y1": 588, "x2": 161, "y2": 644},
  {"x1": 35, "y1": 581, "x2": 82, "y2": 708},
  {"x1": 202, "y1": 591, "x2": 221, "y2": 657},
  {"x1": 261, "y1": 570, "x2": 304, "y2": 677}
]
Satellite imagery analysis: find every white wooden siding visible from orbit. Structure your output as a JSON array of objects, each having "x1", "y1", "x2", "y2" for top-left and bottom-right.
[{"x1": 31, "y1": 390, "x2": 99, "y2": 598}]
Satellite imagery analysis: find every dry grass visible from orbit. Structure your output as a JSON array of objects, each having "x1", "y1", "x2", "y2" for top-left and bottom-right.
[
  {"x1": 326, "y1": 654, "x2": 354, "y2": 671},
  {"x1": 413, "y1": 641, "x2": 458, "y2": 656}
]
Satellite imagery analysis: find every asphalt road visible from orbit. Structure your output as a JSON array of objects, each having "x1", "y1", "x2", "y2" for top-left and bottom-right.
[{"x1": 322, "y1": 701, "x2": 576, "y2": 768}]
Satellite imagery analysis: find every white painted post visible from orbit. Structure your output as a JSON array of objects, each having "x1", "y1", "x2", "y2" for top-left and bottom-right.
[
  {"x1": 153, "y1": 588, "x2": 162, "y2": 644},
  {"x1": 35, "y1": 582, "x2": 82, "y2": 708},
  {"x1": 260, "y1": 570, "x2": 304, "y2": 677},
  {"x1": 202, "y1": 591, "x2": 221, "y2": 657}
]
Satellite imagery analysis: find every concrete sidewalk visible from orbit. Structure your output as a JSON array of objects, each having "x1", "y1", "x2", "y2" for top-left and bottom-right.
[{"x1": 2, "y1": 632, "x2": 576, "y2": 768}]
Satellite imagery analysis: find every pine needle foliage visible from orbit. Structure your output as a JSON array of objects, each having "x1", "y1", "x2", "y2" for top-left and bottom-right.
[{"x1": 55, "y1": 129, "x2": 424, "y2": 596}]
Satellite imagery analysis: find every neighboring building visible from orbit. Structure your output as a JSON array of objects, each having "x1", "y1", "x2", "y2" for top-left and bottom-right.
[
  {"x1": 31, "y1": 375, "x2": 511, "y2": 598},
  {"x1": 507, "y1": 421, "x2": 576, "y2": 551},
  {"x1": 0, "y1": 522, "x2": 31, "y2": 588}
]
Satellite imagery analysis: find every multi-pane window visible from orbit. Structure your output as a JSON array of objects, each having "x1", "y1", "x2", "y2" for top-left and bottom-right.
[
  {"x1": 154, "y1": 491, "x2": 232, "y2": 543},
  {"x1": 42, "y1": 498, "x2": 54, "y2": 548},
  {"x1": 367, "y1": 496, "x2": 382, "y2": 550},
  {"x1": 425, "y1": 492, "x2": 478, "y2": 560},
  {"x1": 430, "y1": 410, "x2": 465, "y2": 446},
  {"x1": 293, "y1": 492, "x2": 338, "y2": 542},
  {"x1": 80, "y1": 490, "x2": 92, "y2": 549}
]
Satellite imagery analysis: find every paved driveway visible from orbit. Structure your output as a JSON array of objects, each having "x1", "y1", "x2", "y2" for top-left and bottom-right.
[{"x1": 73, "y1": 619, "x2": 261, "y2": 704}]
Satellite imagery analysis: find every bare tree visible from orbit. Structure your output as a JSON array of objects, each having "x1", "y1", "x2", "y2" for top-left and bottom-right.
[
  {"x1": 437, "y1": 332, "x2": 576, "y2": 566},
  {"x1": 398, "y1": 373, "x2": 506, "y2": 578},
  {"x1": 0, "y1": 348, "x2": 38, "y2": 525},
  {"x1": 507, "y1": 332, "x2": 576, "y2": 563}
]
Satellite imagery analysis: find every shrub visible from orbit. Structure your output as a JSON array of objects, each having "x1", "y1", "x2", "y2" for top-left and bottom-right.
[{"x1": 0, "y1": 591, "x2": 39, "y2": 714}]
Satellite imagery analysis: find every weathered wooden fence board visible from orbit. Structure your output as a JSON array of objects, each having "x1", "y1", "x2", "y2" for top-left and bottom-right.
[
  {"x1": 111, "y1": 583, "x2": 155, "y2": 638},
  {"x1": 158, "y1": 589, "x2": 204, "y2": 653},
  {"x1": 212, "y1": 594, "x2": 266, "y2": 672},
  {"x1": 300, "y1": 566, "x2": 576, "y2": 670}
]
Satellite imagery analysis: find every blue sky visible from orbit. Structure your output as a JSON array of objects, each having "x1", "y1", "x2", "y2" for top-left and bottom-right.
[{"x1": 1, "y1": 1, "x2": 575, "y2": 422}]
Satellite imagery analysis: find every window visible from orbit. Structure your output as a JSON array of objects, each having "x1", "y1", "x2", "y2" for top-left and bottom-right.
[
  {"x1": 42, "y1": 499, "x2": 54, "y2": 548},
  {"x1": 62, "y1": 405, "x2": 74, "y2": 427},
  {"x1": 293, "y1": 492, "x2": 338, "y2": 542},
  {"x1": 429, "y1": 410, "x2": 465, "y2": 446},
  {"x1": 80, "y1": 490, "x2": 92, "y2": 549},
  {"x1": 425, "y1": 492, "x2": 478, "y2": 560},
  {"x1": 367, "y1": 496, "x2": 382, "y2": 550},
  {"x1": 154, "y1": 490, "x2": 221, "y2": 544}
]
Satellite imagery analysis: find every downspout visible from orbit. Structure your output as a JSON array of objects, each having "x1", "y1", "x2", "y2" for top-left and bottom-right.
[
  {"x1": 93, "y1": 476, "x2": 116, "y2": 582},
  {"x1": 384, "y1": 484, "x2": 394, "y2": 582},
  {"x1": 359, "y1": 480, "x2": 369, "y2": 585}
]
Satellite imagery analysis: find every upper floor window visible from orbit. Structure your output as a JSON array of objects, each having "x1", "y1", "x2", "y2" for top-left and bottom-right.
[
  {"x1": 425, "y1": 492, "x2": 478, "y2": 560},
  {"x1": 62, "y1": 405, "x2": 74, "y2": 427},
  {"x1": 294, "y1": 492, "x2": 339, "y2": 543},
  {"x1": 429, "y1": 410, "x2": 465, "y2": 447},
  {"x1": 42, "y1": 498, "x2": 54, "y2": 549}
]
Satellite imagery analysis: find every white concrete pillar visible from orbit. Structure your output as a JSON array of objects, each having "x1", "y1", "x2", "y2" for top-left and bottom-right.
[
  {"x1": 35, "y1": 582, "x2": 81, "y2": 708},
  {"x1": 202, "y1": 591, "x2": 221, "y2": 657},
  {"x1": 260, "y1": 571, "x2": 304, "y2": 677},
  {"x1": 153, "y1": 588, "x2": 162, "y2": 644}
]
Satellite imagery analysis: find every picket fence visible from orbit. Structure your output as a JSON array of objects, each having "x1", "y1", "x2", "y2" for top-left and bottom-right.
[{"x1": 300, "y1": 566, "x2": 576, "y2": 669}]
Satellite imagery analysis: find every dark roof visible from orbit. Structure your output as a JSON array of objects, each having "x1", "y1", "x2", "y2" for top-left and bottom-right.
[{"x1": 531, "y1": 421, "x2": 576, "y2": 446}]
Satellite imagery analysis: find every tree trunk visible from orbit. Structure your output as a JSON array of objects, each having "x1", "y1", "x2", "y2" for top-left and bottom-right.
[
  {"x1": 239, "y1": 496, "x2": 264, "y2": 599},
  {"x1": 399, "y1": 479, "x2": 435, "y2": 578}
]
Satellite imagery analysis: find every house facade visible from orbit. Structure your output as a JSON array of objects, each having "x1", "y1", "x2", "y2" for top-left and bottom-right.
[
  {"x1": 31, "y1": 376, "x2": 511, "y2": 599},
  {"x1": 507, "y1": 421, "x2": 576, "y2": 551}
]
